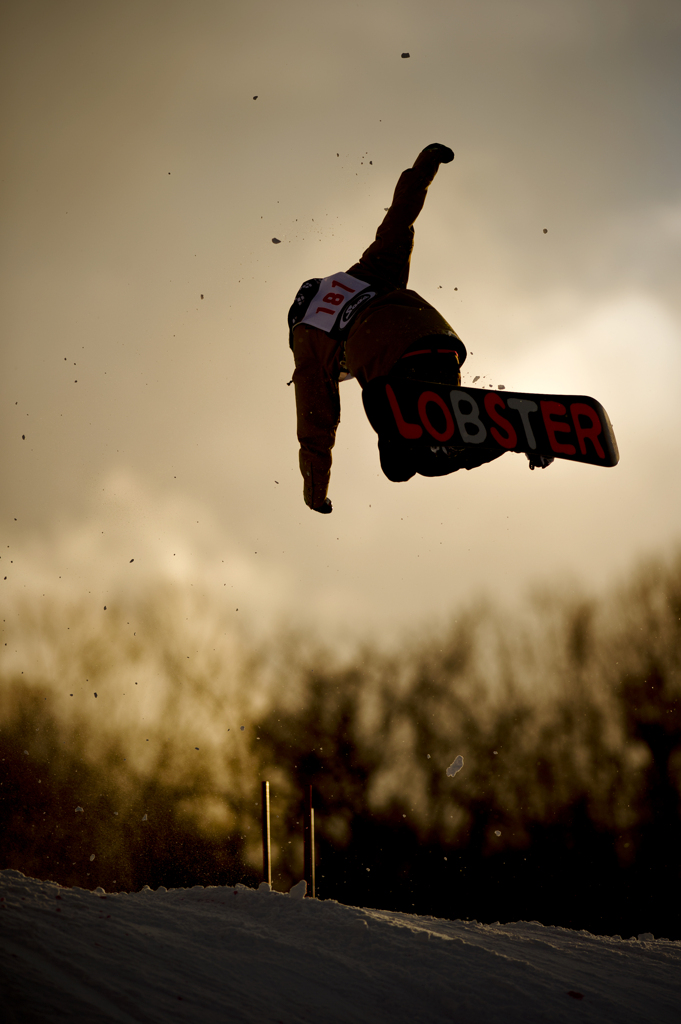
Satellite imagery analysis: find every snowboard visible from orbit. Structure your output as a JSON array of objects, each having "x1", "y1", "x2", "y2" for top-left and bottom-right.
[{"x1": 362, "y1": 377, "x2": 619, "y2": 468}]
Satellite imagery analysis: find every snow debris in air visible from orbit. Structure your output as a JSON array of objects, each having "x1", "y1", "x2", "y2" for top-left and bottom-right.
[
  {"x1": 142, "y1": 814, "x2": 148, "y2": 821},
  {"x1": 543, "y1": 228, "x2": 548, "y2": 233},
  {"x1": 272, "y1": 238, "x2": 281, "y2": 244},
  {"x1": 240, "y1": 725, "x2": 245, "y2": 731},
  {"x1": 446, "y1": 755, "x2": 464, "y2": 777},
  {"x1": 89, "y1": 854, "x2": 95, "y2": 862},
  {"x1": 289, "y1": 880, "x2": 307, "y2": 899},
  {"x1": 494, "y1": 830, "x2": 501, "y2": 836},
  {"x1": 498, "y1": 385, "x2": 505, "y2": 390},
  {"x1": 75, "y1": 806, "x2": 84, "y2": 813},
  {"x1": 401, "y1": 52, "x2": 410, "y2": 58},
  {"x1": 23, "y1": 750, "x2": 29, "y2": 755},
  {"x1": 253, "y1": 96, "x2": 258, "y2": 100}
]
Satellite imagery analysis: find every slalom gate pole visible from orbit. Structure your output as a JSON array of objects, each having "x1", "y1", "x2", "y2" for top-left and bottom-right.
[
  {"x1": 303, "y1": 784, "x2": 315, "y2": 898},
  {"x1": 261, "y1": 780, "x2": 271, "y2": 886}
]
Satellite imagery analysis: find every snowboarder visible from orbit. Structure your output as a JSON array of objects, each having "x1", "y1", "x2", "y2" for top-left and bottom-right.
[{"x1": 288, "y1": 144, "x2": 503, "y2": 514}]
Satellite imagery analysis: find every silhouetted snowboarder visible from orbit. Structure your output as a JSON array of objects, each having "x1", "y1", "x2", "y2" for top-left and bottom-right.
[
  {"x1": 288, "y1": 145, "x2": 617, "y2": 513},
  {"x1": 289, "y1": 144, "x2": 480, "y2": 512}
]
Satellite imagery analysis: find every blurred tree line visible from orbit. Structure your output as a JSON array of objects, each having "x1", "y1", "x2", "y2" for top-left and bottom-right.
[{"x1": 1, "y1": 551, "x2": 679, "y2": 938}]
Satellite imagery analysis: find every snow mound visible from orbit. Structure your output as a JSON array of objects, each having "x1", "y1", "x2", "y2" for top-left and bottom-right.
[
  {"x1": 288, "y1": 878, "x2": 307, "y2": 899},
  {"x1": 0, "y1": 868, "x2": 679, "y2": 1023}
]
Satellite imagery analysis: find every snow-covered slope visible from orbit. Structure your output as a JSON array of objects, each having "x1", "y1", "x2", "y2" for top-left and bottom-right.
[{"x1": 1, "y1": 868, "x2": 679, "y2": 1023}]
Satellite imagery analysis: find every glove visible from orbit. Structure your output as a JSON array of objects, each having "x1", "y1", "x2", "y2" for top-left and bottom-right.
[
  {"x1": 312, "y1": 498, "x2": 333, "y2": 514},
  {"x1": 526, "y1": 453, "x2": 554, "y2": 470}
]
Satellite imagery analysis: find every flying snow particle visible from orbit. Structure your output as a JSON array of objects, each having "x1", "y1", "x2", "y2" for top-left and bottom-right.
[
  {"x1": 401, "y1": 52, "x2": 410, "y2": 58},
  {"x1": 289, "y1": 879, "x2": 307, "y2": 899},
  {"x1": 142, "y1": 814, "x2": 148, "y2": 821},
  {"x1": 240, "y1": 725, "x2": 245, "y2": 731},
  {"x1": 543, "y1": 228, "x2": 548, "y2": 234},
  {"x1": 253, "y1": 95, "x2": 258, "y2": 100},
  {"x1": 23, "y1": 750, "x2": 29, "y2": 755},
  {"x1": 498, "y1": 385, "x2": 505, "y2": 390},
  {"x1": 272, "y1": 238, "x2": 281, "y2": 244},
  {"x1": 426, "y1": 754, "x2": 431, "y2": 759},
  {"x1": 494, "y1": 830, "x2": 501, "y2": 836},
  {"x1": 89, "y1": 854, "x2": 95, "y2": 862},
  {"x1": 472, "y1": 376, "x2": 480, "y2": 383},
  {"x1": 446, "y1": 755, "x2": 464, "y2": 777},
  {"x1": 75, "y1": 806, "x2": 84, "y2": 813}
]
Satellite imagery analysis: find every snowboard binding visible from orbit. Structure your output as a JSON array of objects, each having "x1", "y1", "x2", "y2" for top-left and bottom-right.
[{"x1": 526, "y1": 453, "x2": 555, "y2": 471}]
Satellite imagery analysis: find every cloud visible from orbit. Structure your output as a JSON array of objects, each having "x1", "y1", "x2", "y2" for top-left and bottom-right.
[
  {"x1": 5, "y1": 469, "x2": 291, "y2": 630},
  {"x1": 494, "y1": 291, "x2": 681, "y2": 443}
]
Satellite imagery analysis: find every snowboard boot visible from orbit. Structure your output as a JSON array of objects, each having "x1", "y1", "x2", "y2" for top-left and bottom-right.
[{"x1": 378, "y1": 438, "x2": 417, "y2": 482}]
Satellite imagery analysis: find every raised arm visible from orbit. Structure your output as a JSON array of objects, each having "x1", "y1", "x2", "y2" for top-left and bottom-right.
[{"x1": 345, "y1": 144, "x2": 454, "y2": 290}]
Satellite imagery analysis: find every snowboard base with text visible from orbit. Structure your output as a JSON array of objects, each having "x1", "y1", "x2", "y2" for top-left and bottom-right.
[{"x1": 362, "y1": 377, "x2": 619, "y2": 468}]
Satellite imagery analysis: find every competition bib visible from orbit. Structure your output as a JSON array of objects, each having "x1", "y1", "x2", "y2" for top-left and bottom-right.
[{"x1": 293, "y1": 272, "x2": 377, "y2": 339}]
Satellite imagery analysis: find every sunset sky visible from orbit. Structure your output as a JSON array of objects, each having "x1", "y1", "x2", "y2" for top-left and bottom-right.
[{"x1": 2, "y1": 0, "x2": 680, "y2": 643}]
